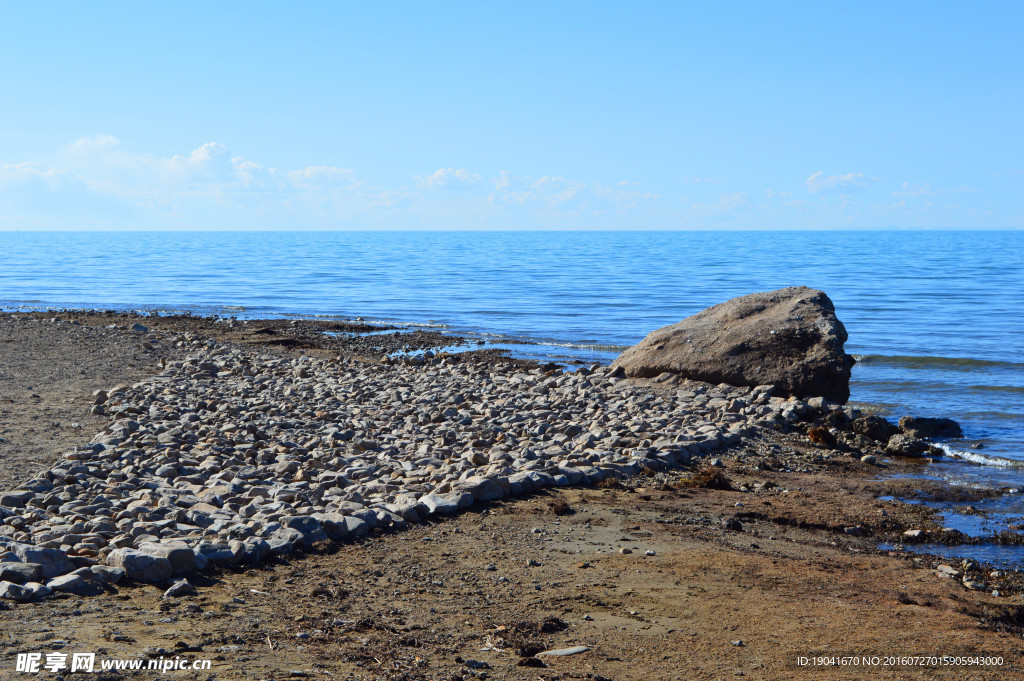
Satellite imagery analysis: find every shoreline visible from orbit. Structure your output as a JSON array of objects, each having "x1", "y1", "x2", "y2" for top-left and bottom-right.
[{"x1": 1, "y1": 310, "x2": 1022, "y2": 678}]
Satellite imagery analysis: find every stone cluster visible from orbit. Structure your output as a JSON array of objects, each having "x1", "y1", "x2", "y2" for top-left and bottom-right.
[{"x1": 0, "y1": 331, "x2": 838, "y2": 599}]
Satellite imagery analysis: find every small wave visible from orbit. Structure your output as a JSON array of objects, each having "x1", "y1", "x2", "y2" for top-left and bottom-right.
[
  {"x1": 937, "y1": 443, "x2": 1024, "y2": 468},
  {"x1": 854, "y1": 354, "x2": 1024, "y2": 371},
  {"x1": 390, "y1": 321, "x2": 452, "y2": 330},
  {"x1": 966, "y1": 384, "x2": 1024, "y2": 395},
  {"x1": 547, "y1": 342, "x2": 631, "y2": 352}
]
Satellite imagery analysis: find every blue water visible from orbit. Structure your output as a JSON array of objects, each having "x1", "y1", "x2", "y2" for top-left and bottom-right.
[{"x1": 1, "y1": 230, "x2": 1022, "y2": 465}]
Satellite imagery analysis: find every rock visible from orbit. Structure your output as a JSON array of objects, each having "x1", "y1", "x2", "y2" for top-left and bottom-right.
[
  {"x1": 419, "y1": 492, "x2": 462, "y2": 515},
  {"x1": 311, "y1": 513, "x2": 350, "y2": 541},
  {"x1": 536, "y1": 646, "x2": 590, "y2": 657},
  {"x1": 105, "y1": 548, "x2": 172, "y2": 583},
  {"x1": 197, "y1": 541, "x2": 242, "y2": 565},
  {"x1": 898, "y1": 416, "x2": 963, "y2": 439},
  {"x1": 343, "y1": 516, "x2": 370, "y2": 538},
  {"x1": 10, "y1": 545, "x2": 74, "y2": 579},
  {"x1": 25, "y1": 582, "x2": 51, "y2": 599},
  {"x1": 851, "y1": 415, "x2": 895, "y2": 442},
  {"x1": 721, "y1": 518, "x2": 743, "y2": 532},
  {"x1": 0, "y1": 580, "x2": 33, "y2": 602},
  {"x1": 281, "y1": 516, "x2": 328, "y2": 547},
  {"x1": 453, "y1": 476, "x2": 506, "y2": 502},
  {"x1": 267, "y1": 528, "x2": 303, "y2": 555},
  {"x1": 47, "y1": 573, "x2": 92, "y2": 595},
  {"x1": 90, "y1": 565, "x2": 125, "y2": 584},
  {"x1": 0, "y1": 562, "x2": 42, "y2": 584},
  {"x1": 613, "y1": 287, "x2": 855, "y2": 403},
  {"x1": 936, "y1": 564, "x2": 961, "y2": 579},
  {"x1": 163, "y1": 579, "x2": 197, "y2": 599},
  {"x1": 860, "y1": 454, "x2": 877, "y2": 464},
  {"x1": 383, "y1": 501, "x2": 421, "y2": 524},
  {"x1": 886, "y1": 434, "x2": 939, "y2": 458},
  {"x1": 0, "y1": 490, "x2": 34, "y2": 508},
  {"x1": 138, "y1": 542, "x2": 195, "y2": 577}
]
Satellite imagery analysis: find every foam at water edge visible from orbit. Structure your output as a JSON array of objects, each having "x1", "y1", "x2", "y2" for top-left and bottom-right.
[{"x1": 938, "y1": 443, "x2": 1024, "y2": 468}]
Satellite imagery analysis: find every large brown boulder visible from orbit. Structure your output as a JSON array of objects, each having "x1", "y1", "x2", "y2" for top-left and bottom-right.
[{"x1": 613, "y1": 286, "x2": 856, "y2": 403}]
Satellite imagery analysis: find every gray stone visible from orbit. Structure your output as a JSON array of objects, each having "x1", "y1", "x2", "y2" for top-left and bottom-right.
[
  {"x1": 419, "y1": 491, "x2": 474, "y2": 515},
  {"x1": 0, "y1": 580, "x2": 34, "y2": 602},
  {"x1": 105, "y1": 548, "x2": 172, "y2": 583},
  {"x1": 613, "y1": 287, "x2": 855, "y2": 403},
  {"x1": 0, "y1": 490, "x2": 34, "y2": 508},
  {"x1": 852, "y1": 415, "x2": 895, "y2": 442},
  {"x1": 197, "y1": 541, "x2": 240, "y2": 565},
  {"x1": 886, "y1": 434, "x2": 939, "y2": 458},
  {"x1": 0, "y1": 562, "x2": 42, "y2": 584},
  {"x1": 47, "y1": 573, "x2": 92, "y2": 595},
  {"x1": 311, "y1": 513, "x2": 350, "y2": 541},
  {"x1": 382, "y1": 502, "x2": 421, "y2": 524},
  {"x1": 536, "y1": 646, "x2": 590, "y2": 657},
  {"x1": 508, "y1": 471, "x2": 541, "y2": 496},
  {"x1": 898, "y1": 416, "x2": 963, "y2": 439},
  {"x1": 25, "y1": 581, "x2": 51, "y2": 599},
  {"x1": 281, "y1": 516, "x2": 328, "y2": 546},
  {"x1": 90, "y1": 565, "x2": 125, "y2": 584},
  {"x1": 348, "y1": 508, "x2": 379, "y2": 529},
  {"x1": 163, "y1": 579, "x2": 197, "y2": 599},
  {"x1": 344, "y1": 516, "x2": 369, "y2": 538},
  {"x1": 138, "y1": 542, "x2": 195, "y2": 577},
  {"x1": 454, "y1": 476, "x2": 506, "y2": 502},
  {"x1": 267, "y1": 527, "x2": 303, "y2": 555},
  {"x1": 10, "y1": 545, "x2": 74, "y2": 579}
]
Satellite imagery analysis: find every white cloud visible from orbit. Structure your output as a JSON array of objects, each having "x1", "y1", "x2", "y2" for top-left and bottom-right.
[
  {"x1": 414, "y1": 167, "x2": 481, "y2": 190},
  {"x1": 688, "y1": 192, "x2": 749, "y2": 214},
  {"x1": 0, "y1": 137, "x2": 1006, "y2": 229},
  {"x1": 287, "y1": 165, "x2": 358, "y2": 189},
  {"x1": 892, "y1": 182, "x2": 970, "y2": 198},
  {"x1": 0, "y1": 162, "x2": 68, "y2": 188},
  {"x1": 806, "y1": 171, "x2": 878, "y2": 194},
  {"x1": 489, "y1": 174, "x2": 586, "y2": 206}
]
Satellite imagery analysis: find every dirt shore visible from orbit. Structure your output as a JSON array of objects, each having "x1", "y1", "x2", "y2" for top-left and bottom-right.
[{"x1": 1, "y1": 311, "x2": 1022, "y2": 680}]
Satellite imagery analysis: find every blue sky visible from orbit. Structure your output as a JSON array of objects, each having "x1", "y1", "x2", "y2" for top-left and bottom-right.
[{"x1": 0, "y1": 1, "x2": 1020, "y2": 230}]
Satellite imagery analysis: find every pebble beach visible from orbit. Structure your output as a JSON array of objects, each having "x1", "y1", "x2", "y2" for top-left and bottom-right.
[{"x1": 2, "y1": 314, "x2": 806, "y2": 593}]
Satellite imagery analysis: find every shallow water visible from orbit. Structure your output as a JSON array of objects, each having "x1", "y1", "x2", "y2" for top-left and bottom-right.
[{"x1": 879, "y1": 542, "x2": 1024, "y2": 570}]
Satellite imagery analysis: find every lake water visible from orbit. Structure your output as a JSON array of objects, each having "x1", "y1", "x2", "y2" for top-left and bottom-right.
[{"x1": 2, "y1": 230, "x2": 1023, "y2": 560}]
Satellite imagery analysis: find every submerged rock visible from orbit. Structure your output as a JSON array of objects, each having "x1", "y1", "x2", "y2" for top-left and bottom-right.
[
  {"x1": 898, "y1": 416, "x2": 963, "y2": 439},
  {"x1": 851, "y1": 415, "x2": 896, "y2": 442},
  {"x1": 614, "y1": 287, "x2": 855, "y2": 403},
  {"x1": 886, "y1": 433, "x2": 942, "y2": 458}
]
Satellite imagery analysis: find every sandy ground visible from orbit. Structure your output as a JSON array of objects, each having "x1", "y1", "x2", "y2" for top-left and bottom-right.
[{"x1": 1, "y1": 311, "x2": 1022, "y2": 680}]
